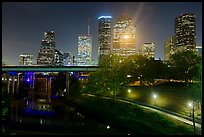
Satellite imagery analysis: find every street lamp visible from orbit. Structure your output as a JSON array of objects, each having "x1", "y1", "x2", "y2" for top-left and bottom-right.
[
  {"x1": 153, "y1": 94, "x2": 157, "y2": 106},
  {"x1": 188, "y1": 101, "x2": 196, "y2": 134},
  {"x1": 107, "y1": 125, "x2": 110, "y2": 129},
  {"x1": 128, "y1": 89, "x2": 131, "y2": 93}
]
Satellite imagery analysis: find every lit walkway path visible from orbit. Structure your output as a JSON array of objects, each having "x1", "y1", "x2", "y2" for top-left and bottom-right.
[{"x1": 84, "y1": 93, "x2": 201, "y2": 129}]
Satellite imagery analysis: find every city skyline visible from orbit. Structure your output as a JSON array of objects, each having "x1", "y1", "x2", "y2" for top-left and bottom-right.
[{"x1": 2, "y1": 2, "x2": 202, "y2": 65}]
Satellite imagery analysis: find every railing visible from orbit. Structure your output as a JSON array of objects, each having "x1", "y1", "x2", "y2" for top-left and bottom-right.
[{"x1": 2, "y1": 65, "x2": 99, "y2": 72}]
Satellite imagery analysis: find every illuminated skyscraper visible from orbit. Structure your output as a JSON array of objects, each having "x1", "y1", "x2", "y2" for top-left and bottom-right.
[
  {"x1": 98, "y1": 16, "x2": 112, "y2": 62},
  {"x1": 77, "y1": 35, "x2": 92, "y2": 66},
  {"x1": 164, "y1": 36, "x2": 175, "y2": 61},
  {"x1": 19, "y1": 53, "x2": 33, "y2": 66},
  {"x1": 113, "y1": 15, "x2": 136, "y2": 57},
  {"x1": 37, "y1": 31, "x2": 55, "y2": 65},
  {"x1": 175, "y1": 13, "x2": 196, "y2": 52},
  {"x1": 77, "y1": 19, "x2": 92, "y2": 66},
  {"x1": 142, "y1": 43, "x2": 155, "y2": 59}
]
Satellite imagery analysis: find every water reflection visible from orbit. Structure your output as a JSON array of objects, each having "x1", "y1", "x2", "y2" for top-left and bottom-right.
[{"x1": 9, "y1": 90, "x2": 131, "y2": 135}]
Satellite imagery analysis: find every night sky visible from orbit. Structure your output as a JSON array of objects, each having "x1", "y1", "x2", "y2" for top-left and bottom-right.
[{"x1": 2, "y1": 2, "x2": 202, "y2": 65}]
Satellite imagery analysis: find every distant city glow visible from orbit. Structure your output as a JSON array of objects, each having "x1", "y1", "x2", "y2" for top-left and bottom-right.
[{"x1": 2, "y1": 3, "x2": 202, "y2": 65}]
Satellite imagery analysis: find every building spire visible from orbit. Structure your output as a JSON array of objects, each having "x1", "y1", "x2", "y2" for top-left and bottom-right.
[{"x1": 88, "y1": 18, "x2": 90, "y2": 36}]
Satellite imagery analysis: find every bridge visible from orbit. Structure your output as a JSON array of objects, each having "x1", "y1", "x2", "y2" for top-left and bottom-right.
[
  {"x1": 2, "y1": 65, "x2": 99, "y2": 72},
  {"x1": 2, "y1": 65, "x2": 99, "y2": 98}
]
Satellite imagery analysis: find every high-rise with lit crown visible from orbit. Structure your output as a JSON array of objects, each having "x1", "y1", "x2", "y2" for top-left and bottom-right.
[
  {"x1": 175, "y1": 13, "x2": 196, "y2": 51},
  {"x1": 37, "y1": 31, "x2": 55, "y2": 65},
  {"x1": 98, "y1": 16, "x2": 112, "y2": 62},
  {"x1": 113, "y1": 15, "x2": 136, "y2": 57}
]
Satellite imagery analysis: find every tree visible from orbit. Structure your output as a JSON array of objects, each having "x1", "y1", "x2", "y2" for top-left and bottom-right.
[
  {"x1": 170, "y1": 50, "x2": 201, "y2": 83},
  {"x1": 171, "y1": 50, "x2": 202, "y2": 134},
  {"x1": 84, "y1": 54, "x2": 130, "y2": 99},
  {"x1": 84, "y1": 54, "x2": 168, "y2": 96},
  {"x1": 52, "y1": 72, "x2": 66, "y2": 95},
  {"x1": 69, "y1": 75, "x2": 82, "y2": 97},
  {"x1": 136, "y1": 57, "x2": 166, "y2": 86}
]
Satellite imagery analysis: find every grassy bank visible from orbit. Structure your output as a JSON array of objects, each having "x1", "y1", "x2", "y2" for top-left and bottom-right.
[
  {"x1": 65, "y1": 95, "x2": 197, "y2": 135},
  {"x1": 118, "y1": 83, "x2": 201, "y2": 119}
]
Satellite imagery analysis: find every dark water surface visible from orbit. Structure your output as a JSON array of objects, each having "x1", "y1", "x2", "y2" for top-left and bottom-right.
[{"x1": 8, "y1": 93, "x2": 132, "y2": 135}]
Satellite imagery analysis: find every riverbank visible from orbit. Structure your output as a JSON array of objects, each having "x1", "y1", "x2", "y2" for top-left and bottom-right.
[{"x1": 65, "y1": 94, "x2": 200, "y2": 135}]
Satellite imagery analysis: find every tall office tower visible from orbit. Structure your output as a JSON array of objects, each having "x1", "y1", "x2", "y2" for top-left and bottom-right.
[
  {"x1": 77, "y1": 35, "x2": 92, "y2": 66},
  {"x1": 19, "y1": 53, "x2": 33, "y2": 66},
  {"x1": 164, "y1": 36, "x2": 175, "y2": 61},
  {"x1": 175, "y1": 13, "x2": 196, "y2": 52},
  {"x1": 54, "y1": 49, "x2": 63, "y2": 66},
  {"x1": 37, "y1": 31, "x2": 56, "y2": 65},
  {"x1": 77, "y1": 19, "x2": 92, "y2": 66},
  {"x1": 113, "y1": 15, "x2": 136, "y2": 57},
  {"x1": 63, "y1": 52, "x2": 73, "y2": 66},
  {"x1": 142, "y1": 43, "x2": 155, "y2": 59},
  {"x1": 98, "y1": 16, "x2": 112, "y2": 62}
]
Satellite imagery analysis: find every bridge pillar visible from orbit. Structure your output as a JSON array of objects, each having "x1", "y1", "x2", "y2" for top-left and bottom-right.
[
  {"x1": 29, "y1": 74, "x2": 32, "y2": 88},
  {"x1": 16, "y1": 73, "x2": 20, "y2": 94},
  {"x1": 7, "y1": 73, "x2": 10, "y2": 94},
  {"x1": 12, "y1": 75, "x2": 15, "y2": 95},
  {"x1": 10, "y1": 103, "x2": 14, "y2": 121},
  {"x1": 66, "y1": 71, "x2": 69, "y2": 97},
  {"x1": 32, "y1": 73, "x2": 35, "y2": 88},
  {"x1": 47, "y1": 77, "x2": 52, "y2": 102}
]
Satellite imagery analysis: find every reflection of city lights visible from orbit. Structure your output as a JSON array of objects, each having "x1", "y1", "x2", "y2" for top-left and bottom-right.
[{"x1": 27, "y1": 78, "x2": 30, "y2": 82}]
